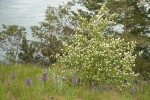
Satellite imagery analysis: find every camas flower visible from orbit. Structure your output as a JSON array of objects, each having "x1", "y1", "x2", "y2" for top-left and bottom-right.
[
  {"x1": 134, "y1": 80, "x2": 138, "y2": 84},
  {"x1": 26, "y1": 78, "x2": 32, "y2": 86},
  {"x1": 72, "y1": 77, "x2": 79, "y2": 85},
  {"x1": 42, "y1": 73, "x2": 47, "y2": 82},
  {"x1": 93, "y1": 86, "x2": 97, "y2": 91}
]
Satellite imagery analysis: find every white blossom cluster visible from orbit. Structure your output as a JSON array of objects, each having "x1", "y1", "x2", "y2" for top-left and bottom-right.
[{"x1": 57, "y1": 5, "x2": 139, "y2": 86}]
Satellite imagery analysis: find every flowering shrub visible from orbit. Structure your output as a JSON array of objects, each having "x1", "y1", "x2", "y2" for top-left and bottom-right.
[{"x1": 57, "y1": 5, "x2": 138, "y2": 86}]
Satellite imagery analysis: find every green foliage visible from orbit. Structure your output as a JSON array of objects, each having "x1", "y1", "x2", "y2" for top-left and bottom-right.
[
  {"x1": 77, "y1": 0, "x2": 150, "y2": 79},
  {"x1": 31, "y1": 25, "x2": 63, "y2": 65},
  {"x1": 121, "y1": 33, "x2": 150, "y2": 80},
  {"x1": 57, "y1": 5, "x2": 138, "y2": 86},
  {"x1": 0, "y1": 25, "x2": 37, "y2": 64},
  {"x1": 77, "y1": 0, "x2": 104, "y2": 12},
  {"x1": 31, "y1": 3, "x2": 76, "y2": 66},
  {"x1": 18, "y1": 37, "x2": 36, "y2": 63},
  {"x1": 0, "y1": 25, "x2": 26, "y2": 63},
  {"x1": 78, "y1": 0, "x2": 150, "y2": 35}
]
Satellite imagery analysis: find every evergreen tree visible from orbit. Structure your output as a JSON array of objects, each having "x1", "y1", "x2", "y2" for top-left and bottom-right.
[{"x1": 77, "y1": 0, "x2": 150, "y2": 35}]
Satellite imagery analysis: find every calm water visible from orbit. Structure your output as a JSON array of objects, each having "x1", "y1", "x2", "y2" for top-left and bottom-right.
[
  {"x1": 0, "y1": 0, "x2": 72, "y2": 39},
  {"x1": 0, "y1": 0, "x2": 71, "y2": 27}
]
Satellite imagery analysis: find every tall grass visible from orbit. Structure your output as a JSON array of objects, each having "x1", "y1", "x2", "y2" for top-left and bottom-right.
[{"x1": 0, "y1": 64, "x2": 150, "y2": 100}]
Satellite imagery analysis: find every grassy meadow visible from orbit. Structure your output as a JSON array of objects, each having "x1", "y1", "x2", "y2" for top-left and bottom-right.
[{"x1": 0, "y1": 64, "x2": 150, "y2": 100}]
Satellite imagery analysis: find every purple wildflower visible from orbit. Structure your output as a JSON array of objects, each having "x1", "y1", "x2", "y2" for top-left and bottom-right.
[
  {"x1": 72, "y1": 77, "x2": 79, "y2": 85},
  {"x1": 93, "y1": 86, "x2": 97, "y2": 91},
  {"x1": 134, "y1": 80, "x2": 138, "y2": 84},
  {"x1": 42, "y1": 73, "x2": 47, "y2": 82},
  {"x1": 26, "y1": 78, "x2": 32, "y2": 86}
]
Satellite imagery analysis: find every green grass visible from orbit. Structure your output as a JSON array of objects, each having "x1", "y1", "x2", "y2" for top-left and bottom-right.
[{"x1": 0, "y1": 64, "x2": 150, "y2": 100}]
